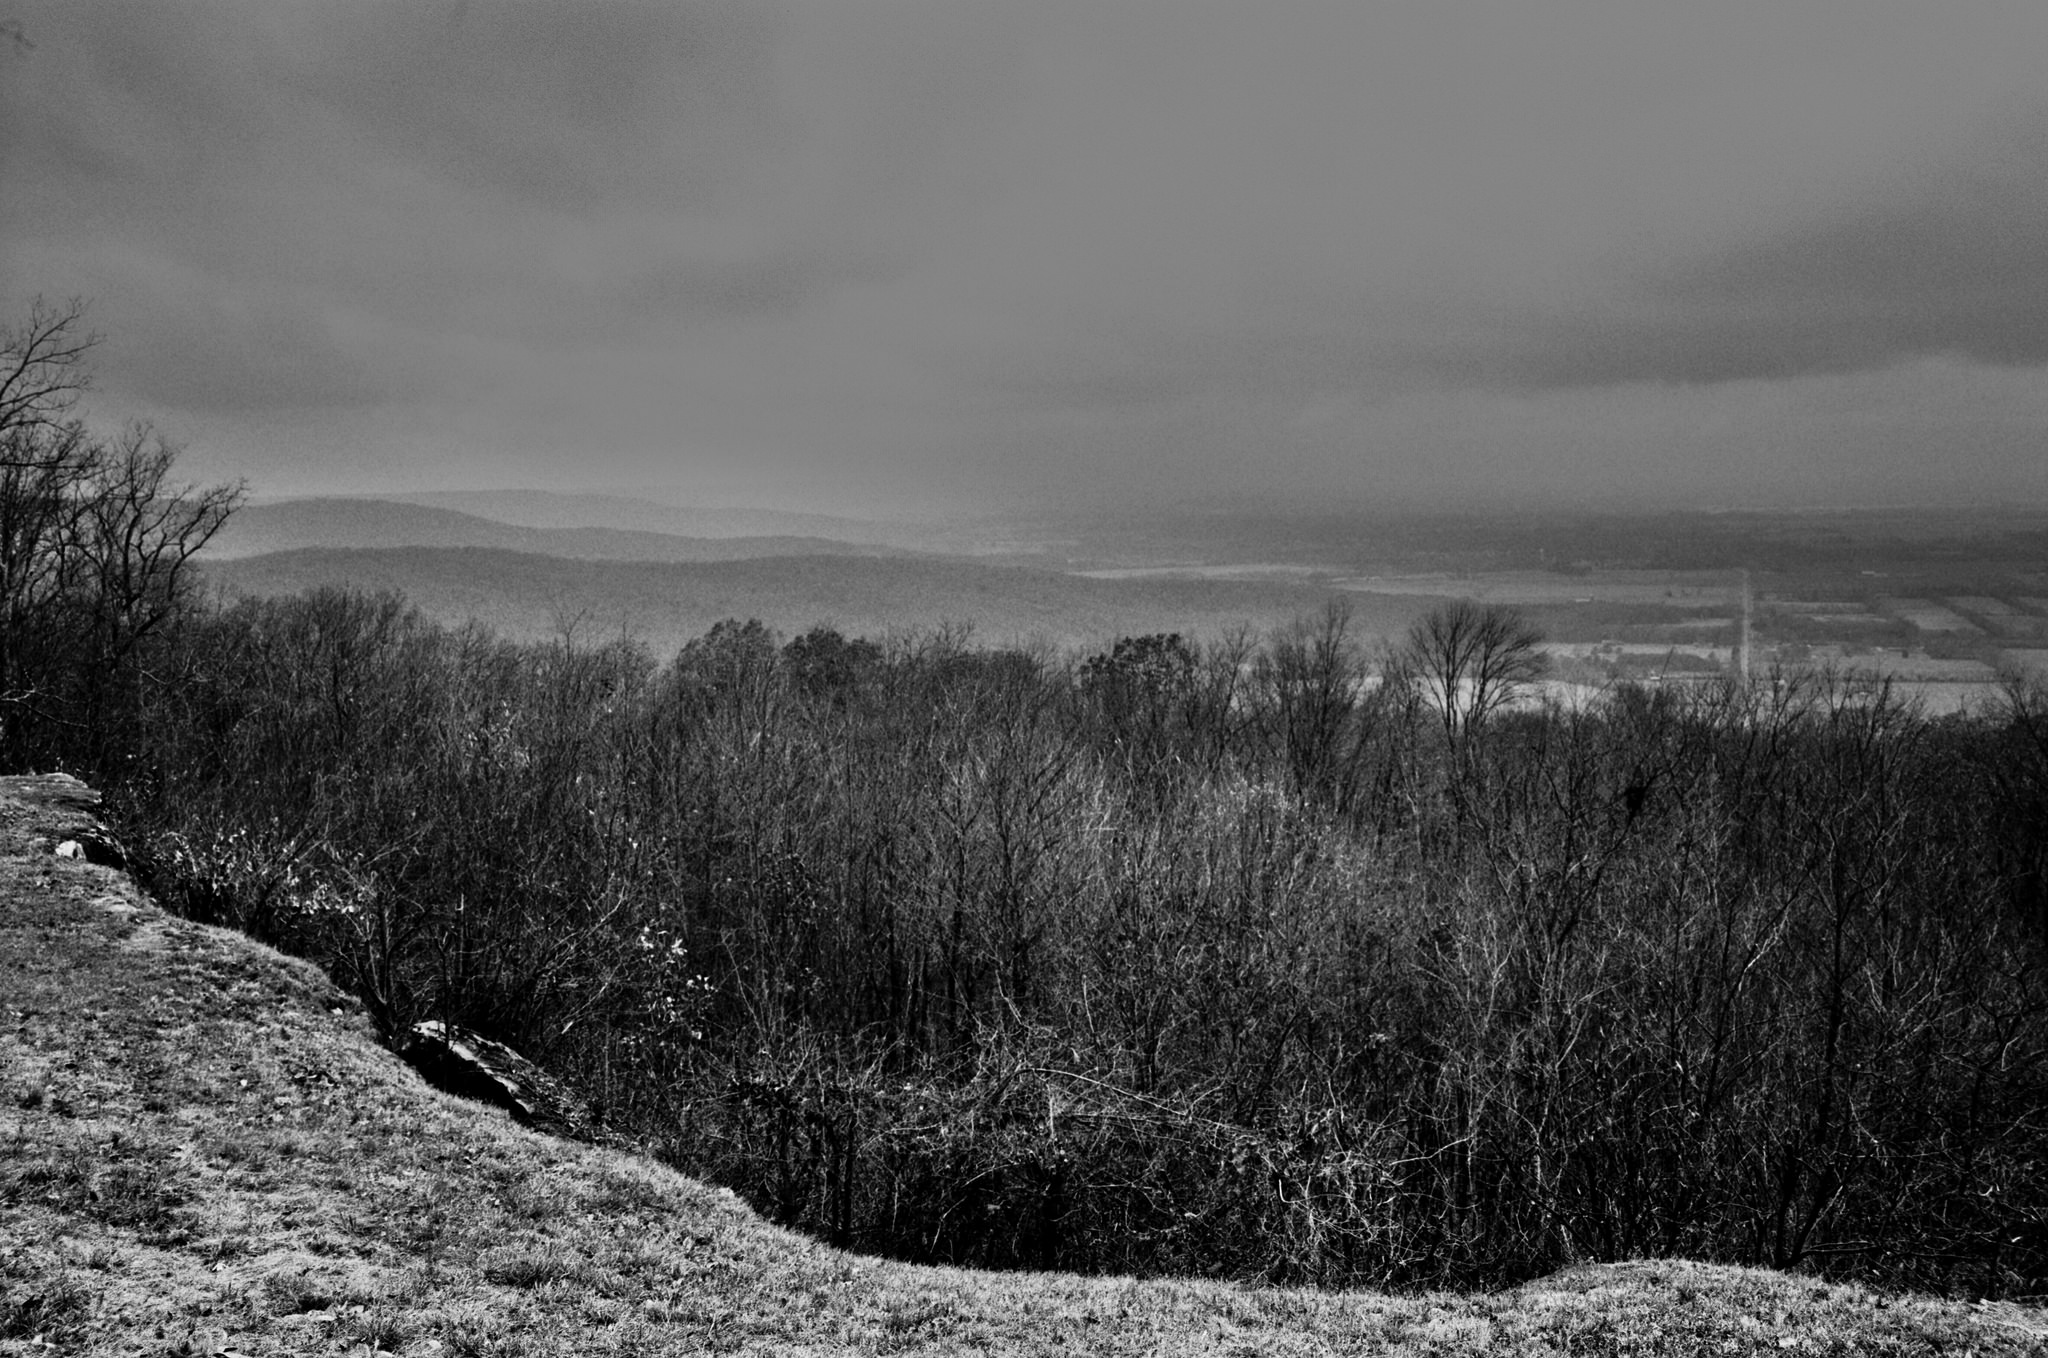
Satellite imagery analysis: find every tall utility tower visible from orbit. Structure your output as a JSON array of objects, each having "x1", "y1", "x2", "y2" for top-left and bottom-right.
[{"x1": 1737, "y1": 568, "x2": 1752, "y2": 689}]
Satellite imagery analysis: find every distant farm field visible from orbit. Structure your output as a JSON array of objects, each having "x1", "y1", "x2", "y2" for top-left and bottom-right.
[
  {"x1": 1335, "y1": 570, "x2": 1741, "y2": 606},
  {"x1": 1878, "y1": 597, "x2": 1981, "y2": 633}
]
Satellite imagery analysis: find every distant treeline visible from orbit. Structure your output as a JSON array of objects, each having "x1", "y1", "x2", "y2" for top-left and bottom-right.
[{"x1": 5, "y1": 306, "x2": 2046, "y2": 1294}]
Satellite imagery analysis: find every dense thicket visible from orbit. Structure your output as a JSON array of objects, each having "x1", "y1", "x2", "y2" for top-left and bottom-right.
[{"x1": 3, "y1": 575, "x2": 2036, "y2": 1295}]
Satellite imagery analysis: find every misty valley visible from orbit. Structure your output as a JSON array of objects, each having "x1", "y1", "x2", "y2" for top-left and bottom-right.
[{"x1": 203, "y1": 493, "x2": 2048, "y2": 714}]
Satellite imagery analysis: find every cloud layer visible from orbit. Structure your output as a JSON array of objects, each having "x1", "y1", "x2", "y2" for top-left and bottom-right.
[{"x1": 4, "y1": 1, "x2": 2047, "y2": 512}]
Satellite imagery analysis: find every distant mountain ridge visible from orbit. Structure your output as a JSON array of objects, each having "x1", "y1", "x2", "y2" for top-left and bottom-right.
[
  {"x1": 384, "y1": 489, "x2": 952, "y2": 550},
  {"x1": 205, "y1": 497, "x2": 913, "y2": 564}
]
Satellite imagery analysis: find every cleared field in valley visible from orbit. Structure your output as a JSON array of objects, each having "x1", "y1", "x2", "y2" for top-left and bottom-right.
[
  {"x1": 1335, "y1": 571, "x2": 1738, "y2": 606},
  {"x1": 1877, "y1": 597, "x2": 1980, "y2": 632}
]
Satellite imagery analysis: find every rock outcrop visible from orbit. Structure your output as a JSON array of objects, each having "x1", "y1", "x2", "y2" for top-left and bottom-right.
[
  {"x1": 0, "y1": 771, "x2": 129, "y2": 867},
  {"x1": 402, "y1": 1018, "x2": 599, "y2": 1141}
]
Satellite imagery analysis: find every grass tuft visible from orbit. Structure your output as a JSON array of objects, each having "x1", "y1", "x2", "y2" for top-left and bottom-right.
[
  {"x1": 0, "y1": 1269, "x2": 93, "y2": 1342},
  {"x1": 480, "y1": 1244, "x2": 582, "y2": 1289}
]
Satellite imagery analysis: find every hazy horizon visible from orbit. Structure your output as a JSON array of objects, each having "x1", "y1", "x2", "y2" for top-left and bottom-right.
[
  {"x1": 7, "y1": 3, "x2": 2048, "y2": 518},
  {"x1": 241, "y1": 484, "x2": 2048, "y2": 525}
]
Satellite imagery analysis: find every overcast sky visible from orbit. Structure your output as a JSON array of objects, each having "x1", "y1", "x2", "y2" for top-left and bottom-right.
[{"x1": 4, "y1": 2, "x2": 2047, "y2": 516}]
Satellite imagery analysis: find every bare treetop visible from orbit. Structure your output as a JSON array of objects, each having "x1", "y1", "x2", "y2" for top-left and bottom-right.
[
  {"x1": 0, "y1": 299, "x2": 96, "y2": 463},
  {"x1": 1402, "y1": 598, "x2": 1546, "y2": 740}
]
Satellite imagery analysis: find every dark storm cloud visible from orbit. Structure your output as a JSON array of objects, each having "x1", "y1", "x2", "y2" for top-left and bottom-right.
[
  {"x1": 1455, "y1": 102, "x2": 2048, "y2": 390},
  {"x1": 5, "y1": 2, "x2": 2048, "y2": 510},
  {"x1": 0, "y1": 1, "x2": 782, "y2": 208},
  {"x1": 0, "y1": 1, "x2": 805, "y2": 410},
  {"x1": 302, "y1": 2, "x2": 782, "y2": 214}
]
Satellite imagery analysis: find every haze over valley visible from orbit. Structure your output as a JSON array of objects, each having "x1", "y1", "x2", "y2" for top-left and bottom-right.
[{"x1": 200, "y1": 492, "x2": 2048, "y2": 711}]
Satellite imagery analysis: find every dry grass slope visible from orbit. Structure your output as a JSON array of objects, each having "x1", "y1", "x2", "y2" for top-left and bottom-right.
[{"x1": 2, "y1": 776, "x2": 2044, "y2": 1356}]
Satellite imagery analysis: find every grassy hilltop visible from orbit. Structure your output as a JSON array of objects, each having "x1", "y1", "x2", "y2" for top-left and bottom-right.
[{"x1": 3, "y1": 777, "x2": 2044, "y2": 1357}]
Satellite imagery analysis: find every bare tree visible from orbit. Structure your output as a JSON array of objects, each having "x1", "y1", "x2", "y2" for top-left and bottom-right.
[
  {"x1": 0, "y1": 297, "x2": 93, "y2": 454},
  {"x1": 0, "y1": 301, "x2": 243, "y2": 750},
  {"x1": 1256, "y1": 600, "x2": 1409, "y2": 819},
  {"x1": 0, "y1": 301, "x2": 97, "y2": 710},
  {"x1": 72, "y1": 425, "x2": 241, "y2": 711},
  {"x1": 1400, "y1": 598, "x2": 1546, "y2": 742}
]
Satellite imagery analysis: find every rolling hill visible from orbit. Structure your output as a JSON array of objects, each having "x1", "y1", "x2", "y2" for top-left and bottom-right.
[
  {"x1": 384, "y1": 489, "x2": 963, "y2": 552},
  {"x1": 204, "y1": 498, "x2": 911, "y2": 565}
]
